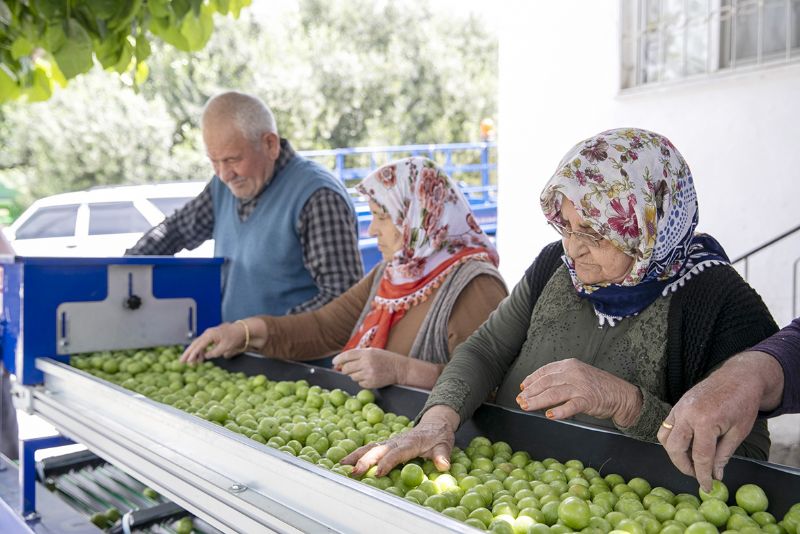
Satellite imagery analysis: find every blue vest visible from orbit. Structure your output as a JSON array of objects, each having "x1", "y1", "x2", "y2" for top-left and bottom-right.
[{"x1": 211, "y1": 156, "x2": 354, "y2": 321}]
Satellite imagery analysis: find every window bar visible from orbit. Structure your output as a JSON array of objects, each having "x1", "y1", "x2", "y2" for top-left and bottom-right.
[
  {"x1": 786, "y1": 0, "x2": 792, "y2": 60},
  {"x1": 707, "y1": 0, "x2": 713, "y2": 73},
  {"x1": 756, "y1": 0, "x2": 763, "y2": 65},
  {"x1": 683, "y1": 0, "x2": 690, "y2": 76},
  {"x1": 658, "y1": 0, "x2": 665, "y2": 82},
  {"x1": 638, "y1": 0, "x2": 646, "y2": 85},
  {"x1": 731, "y1": 0, "x2": 738, "y2": 68}
]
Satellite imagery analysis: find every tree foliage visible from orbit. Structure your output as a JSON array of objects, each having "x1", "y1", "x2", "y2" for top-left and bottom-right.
[
  {"x1": 0, "y1": 0, "x2": 252, "y2": 103},
  {"x1": 0, "y1": 0, "x2": 497, "y2": 206}
]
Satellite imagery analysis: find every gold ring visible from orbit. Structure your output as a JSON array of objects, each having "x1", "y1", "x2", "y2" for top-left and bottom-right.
[{"x1": 661, "y1": 421, "x2": 674, "y2": 430}]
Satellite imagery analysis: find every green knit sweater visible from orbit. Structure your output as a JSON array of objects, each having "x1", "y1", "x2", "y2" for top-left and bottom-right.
[{"x1": 423, "y1": 241, "x2": 777, "y2": 458}]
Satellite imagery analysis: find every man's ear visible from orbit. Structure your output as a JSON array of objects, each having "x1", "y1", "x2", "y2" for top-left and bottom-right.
[{"x1": 263, "y1": 132, "x2": 281, "y2": 160}]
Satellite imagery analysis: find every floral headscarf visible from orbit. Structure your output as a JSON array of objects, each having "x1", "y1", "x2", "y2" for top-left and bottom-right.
[
  {"x1": 343, "y1": 157, "x2": 498, "y2": 350},
  {"x1": 540, "y1": 127, "x2": 729, "y2": 325}
]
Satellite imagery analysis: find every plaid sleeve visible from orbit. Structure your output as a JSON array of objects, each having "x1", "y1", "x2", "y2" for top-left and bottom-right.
[
  {"x1": 126, "y1": 183, "x2": 215, "y2": 255},
  {"x1": 288, "y1": 189, "x2": 364, "y2": 313}
]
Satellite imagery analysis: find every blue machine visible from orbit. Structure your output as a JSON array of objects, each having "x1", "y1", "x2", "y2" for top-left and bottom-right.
[
  {"x1": 0, "y1": 255, "x2": 222, "y2": 531},
  {"x1": 1, "y1": 256, "x2": 222, "y2": 385}
]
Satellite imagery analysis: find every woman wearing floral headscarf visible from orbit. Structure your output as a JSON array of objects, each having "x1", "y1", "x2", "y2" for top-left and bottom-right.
[
  {"x1": 181, "y1": 157, "x2": 507, "y2": 389},
  {"x1": 343, "y1": 128, "x2": 776, "y2": 477}
]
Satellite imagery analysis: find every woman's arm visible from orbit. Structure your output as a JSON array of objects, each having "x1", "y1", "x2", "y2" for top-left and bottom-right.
[
  {"x1": 421, "y1": 272, "x2": 539, "y2": 424},
  {"x1": 256, "y1": 267, "x2": 377, "y2": 360}
]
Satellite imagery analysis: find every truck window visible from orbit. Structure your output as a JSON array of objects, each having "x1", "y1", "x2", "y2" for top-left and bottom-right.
[
  {"x1": 88, "y1": 202, "x2": 152, "y2": 235},
  {"x1": 15, "y1": 205, "x2": 79, "y2": 239}
]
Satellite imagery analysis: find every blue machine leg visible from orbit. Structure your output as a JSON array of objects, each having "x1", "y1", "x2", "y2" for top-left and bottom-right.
[{"x1": 20, "y1": 435, "x2": 74, "y2": 519}]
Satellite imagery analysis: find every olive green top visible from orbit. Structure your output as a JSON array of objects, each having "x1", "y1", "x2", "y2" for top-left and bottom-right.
[
  {"x1": 424, "y1": 266, "x2": 775, "y2": 456},
  {"x1": 491, "y1": 268, "x2": 672, "y2": 440}
]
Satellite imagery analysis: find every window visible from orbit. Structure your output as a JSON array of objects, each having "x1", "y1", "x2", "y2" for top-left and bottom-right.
[
  {"x1": 148, "y1": 197, "x2": 193, "y2": 217},
  {"x1": 622, "y1": 0, "x2": 800, "y2": 88},
  {"x1": 15, "y1": 205, "x2": 79, "y2": 239},
  {"x1": 88, "y1": 202, "x2": 152, "y2": 235}
]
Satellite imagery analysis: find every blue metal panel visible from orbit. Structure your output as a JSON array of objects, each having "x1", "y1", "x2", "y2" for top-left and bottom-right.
[
  {"x1": 1, "y1": 257, "x2": 223, "y2": 385},
  {"x1": 1, "y1": 262, "x2": 22, "y2": 374},
  {"x1": 20, "y1": 263, "x2": 109, "y2": 385},
  {"x1": 20, "y1": 435, "x2": 74, "y2": 517}
]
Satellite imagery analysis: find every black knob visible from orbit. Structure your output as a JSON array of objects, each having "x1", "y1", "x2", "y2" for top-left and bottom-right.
[{"x1": 125, "y1": 295, "x2": 142, "y2": 310}]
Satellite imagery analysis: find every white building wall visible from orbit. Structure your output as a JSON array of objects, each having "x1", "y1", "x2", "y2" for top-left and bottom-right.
[
  {"x1": 498, "y1": 0, "x2": 800, "y2": 327},
  {"x1": 498, "y1": 0, "x2": 800, "y2": 466}
]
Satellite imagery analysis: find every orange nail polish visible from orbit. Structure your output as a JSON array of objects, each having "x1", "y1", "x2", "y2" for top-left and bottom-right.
[
  {"x1": 519, "y1": 383, "x2": 524, "y2": 391},
  {"x1": 545, "y1": 409, "x2": 555, "y2": 419}
]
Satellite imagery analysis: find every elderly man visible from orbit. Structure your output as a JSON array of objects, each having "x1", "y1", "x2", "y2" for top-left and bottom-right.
[
  {"x1": 658, "y1": 318, "x2": 800, "y2": 491},
  {"x1": 128, "y1": 91, "x2": 363, "y2": 321}
]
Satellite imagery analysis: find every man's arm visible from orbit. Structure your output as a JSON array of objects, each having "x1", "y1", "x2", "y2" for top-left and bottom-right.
[
  {"x1": 288, "y1": 189, "x2": 363, "y2": 313},
  {"x1": 126, "y1": 184, "x2": 215, "y2": 255},
  {"x1": 658, "y1": 350, "x2": 786, "y2": 491},
  {"x1": 749, "y1": 317, "x2": 800, "y2": 416}
]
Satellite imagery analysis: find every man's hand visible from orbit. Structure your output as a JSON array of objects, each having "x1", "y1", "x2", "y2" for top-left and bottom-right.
[
  {"x1": 516, "y1": 358, "x2": 643, "y2": 427},
  {"x1": 341, "y1": 405, "x2": 459, "y2": 476},
  {"x1": 332, "y1": 348, "x2": 409, "y2": 389},
  {"x1": 657, "y1": 351, "x2": 784, "y2": 491},
  {"x1": 180, "y1": 322, "x2": 247, "y2": 364}
]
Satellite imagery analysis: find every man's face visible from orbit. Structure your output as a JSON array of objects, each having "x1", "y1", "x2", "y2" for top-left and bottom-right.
[{"x1": 203, "y1": 121, "x2": 279, "y2": 200}]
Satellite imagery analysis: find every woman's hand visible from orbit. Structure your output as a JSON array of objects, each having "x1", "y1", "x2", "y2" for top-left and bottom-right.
[
  {"x1": 332, "y1": 348, "x2": 409, "y2": 389},
  {"x1": 341, "y1": 405, "x2": 460, "y2": 476},
  {"x1": 516, "y1": 358, "x2": 643, "y2": 427},
  {"x1": 180, "y1": 322, "x2": 247, "y2": 364}
]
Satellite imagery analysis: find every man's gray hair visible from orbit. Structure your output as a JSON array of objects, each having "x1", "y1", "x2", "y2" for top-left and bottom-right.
[{"x1": 202, "y1": 91, "x2": 278, "y2": 144}]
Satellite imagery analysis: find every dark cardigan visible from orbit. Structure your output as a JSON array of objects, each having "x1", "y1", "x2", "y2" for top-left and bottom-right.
[{"x1": 525, "y1": 241, "x2": 779, "y2": 404}]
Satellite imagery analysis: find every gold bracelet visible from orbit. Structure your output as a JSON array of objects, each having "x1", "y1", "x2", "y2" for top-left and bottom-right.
[{"x1": 235, "y1": 319, "x2": 250, "y2": 352}]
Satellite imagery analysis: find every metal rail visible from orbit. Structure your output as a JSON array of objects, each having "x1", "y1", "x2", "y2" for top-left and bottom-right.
[
  {"x1": 299, "y1": 141, "x2": 498, "y2": 201},
  {"x1": 730, "y1": 222, "x2": 800, "y2": 317}
]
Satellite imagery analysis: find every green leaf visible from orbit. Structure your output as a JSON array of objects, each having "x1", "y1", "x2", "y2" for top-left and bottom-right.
[
  {"x1": 214, "y1": 0, "x2": 231, "y2": 16},
  {"x1": 0, "y1": 0, "x2": 12, "y2": 25},
  {"x1": 147, "y1": 0, "x2": 171, "y2": 19},
  {"x1": 53, "y1": 18, "x2": 94, "y2": 79},
  {"x1": 134, "y1": 33, "x2": 151, "y2": 62},
  {"x1": 86, "y1": 0, "x2": 121, "y2": 20},
  {"x1": 180, "y1": 3, "x2": 214, "y2": 50},
  {"x1": 149, "y1": 15, "x2": 191, "y2": 51},
  {"x1": 133, "y1": 59, "x2": 149, "y2": 85},
  {"x1": 112, "y1": 35, "x2": 134, "y2": 73},
  {"x1": 42, "y1": 23, "x2": 67, "y2": 52},
  {"x1": 0, "y1": 63, "x2": 20, "y2": 103},
  {"x1": 11, "y1": 37, "x2": 33, "y2": 60},
  {"x1": 32, "y1": 0, "x2": 67, "y2": 23},
  {"x1": 93, "y1": 33, "x2": 124, "y2": 68},
  {"x1": 107, "y1": 0, "x2": 142, "y2": 33},
  {"x1": 171, "y1": 0, "x2": 192, "y2": 22},
  {"x1": 24, "y1": 64, "x2": 52, "y2": 102},
  {"x1": 229, "y1": 0, "x2": 252, "y2": 18}
]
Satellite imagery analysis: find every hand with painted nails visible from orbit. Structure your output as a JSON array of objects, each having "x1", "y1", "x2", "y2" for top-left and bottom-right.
[
  {"x1": 657, "y1": 351, "x2": 784, "y2": 492},
  {"x1": 516, "y1": 358, "x2": 643, "y2": 428},
  {"x1": 340, "y1": 405, "x2": 460, "y2": 477}
]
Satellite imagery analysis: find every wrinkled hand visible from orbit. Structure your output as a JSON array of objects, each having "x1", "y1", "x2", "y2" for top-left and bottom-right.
[
  {"x1": 657, "y1": 352, "x2": 782, "y2": 492},
  {"x1": 341, "y1": 406, "x2": 459, "y2": 477},
  {"x1": 516, "y1": 358, "x2": 643, "y2": 427},
  {"x1": 180, "y1": 322, "x2": 246, "y2": 364},
  {"x1": 332, "y1": 348, "x2": 408, "y2": 389}
]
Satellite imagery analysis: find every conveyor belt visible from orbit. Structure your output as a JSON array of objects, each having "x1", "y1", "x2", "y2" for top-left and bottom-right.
[
  {"x1": 217, "y1": 353, "x2": 800, "y2": 517},
  {"x1": 38, "y1": 451, "x2": 222, "y2": 533}
]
